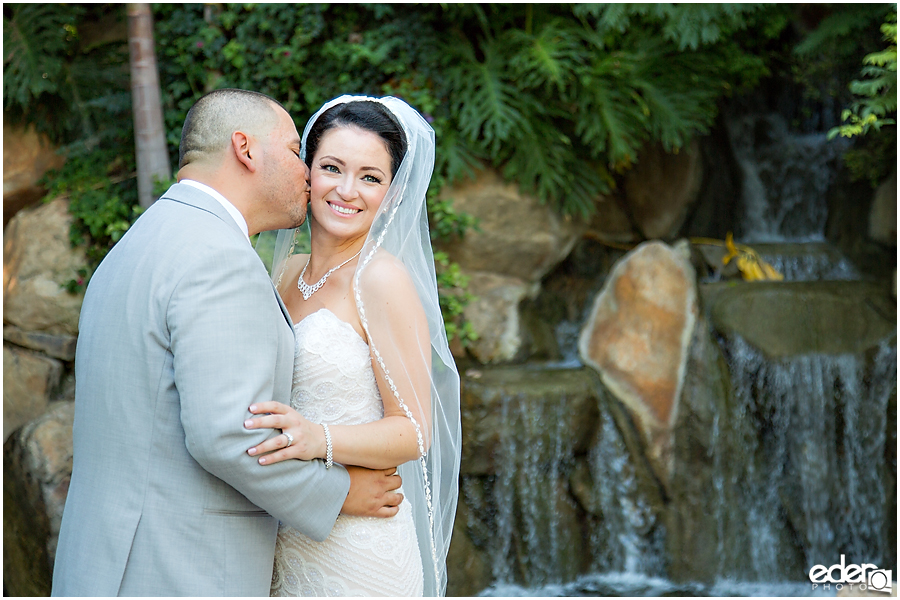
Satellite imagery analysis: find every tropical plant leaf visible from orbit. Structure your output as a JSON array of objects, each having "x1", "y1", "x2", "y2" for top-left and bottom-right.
[
  {"x1": 3, "y1": 4, "x2": 80, "y2": 109},
  {"x1": 505, "y1": 20, "x2": 586, "y2": 95}
]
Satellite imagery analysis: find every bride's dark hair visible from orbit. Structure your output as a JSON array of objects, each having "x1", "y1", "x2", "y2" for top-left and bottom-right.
[{"x1": 304, "y1": 100, "x2": 407, "y2": 177}]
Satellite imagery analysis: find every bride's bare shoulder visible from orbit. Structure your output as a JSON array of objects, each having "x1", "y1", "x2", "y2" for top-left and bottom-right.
[{"x1": 356, "y1": 252, "x2": 421, "y2": 309}]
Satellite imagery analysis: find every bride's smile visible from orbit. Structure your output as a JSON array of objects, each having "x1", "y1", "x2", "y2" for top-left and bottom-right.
[{"x1": 327, "y1": 200, "x2": 361, "y2": 216}]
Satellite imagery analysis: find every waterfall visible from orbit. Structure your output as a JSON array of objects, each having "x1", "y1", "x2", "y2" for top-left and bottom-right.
[
  {"x1": 726, "y1": 113, "x2": 850, "y2": 244},
  {"x1": 718, "y1": 334, "x2": 896, "y2": 579},
  {"x1": 467, "y1": 329, "x2": 894, "y2": 596},
  {"x1": 469, "y1": 391, "x2": 576, "y2": 589},
  {"x1": 588, "y1": 408, "x2": 664, "y2": 577},
  {"x1": 757, "y1": 249, "x2": 859, "y2": 281}
]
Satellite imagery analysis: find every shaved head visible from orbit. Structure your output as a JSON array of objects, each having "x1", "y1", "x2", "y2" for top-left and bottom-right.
[{"x1": 178, "y1": 89, "x2": 285, "y2": 168}]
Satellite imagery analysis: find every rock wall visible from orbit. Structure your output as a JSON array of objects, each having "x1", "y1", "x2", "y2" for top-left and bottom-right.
[
  {"x1": 3, "y1": 199, "x2": 84, "y2": 441},
  {"x1": 433, "y1": 168, "x2": 586, "y2": 363},
  {"x1": 4, "y1": 401, "x2": 75, "y2": 597},
  {"x1": 3, "y1": 199, "x2": 82, "y2": 596}
]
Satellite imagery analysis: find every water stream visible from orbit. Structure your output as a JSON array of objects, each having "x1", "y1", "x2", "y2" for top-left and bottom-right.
[
  {"x1": 717, "y1": 335, "x2": 896, "y2": 579},
  {"x1": 726, "y1": 113, "x2": 850, "y2": 244}
]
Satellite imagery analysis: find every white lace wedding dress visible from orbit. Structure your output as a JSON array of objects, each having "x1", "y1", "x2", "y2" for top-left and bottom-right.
[{"x1": 270, "y1": 308, "x2": 424, "y2": 597}]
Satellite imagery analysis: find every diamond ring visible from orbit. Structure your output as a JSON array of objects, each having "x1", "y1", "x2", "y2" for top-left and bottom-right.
[{"x1": 283, "y1": 431, "x2": 294, "y2": 447}]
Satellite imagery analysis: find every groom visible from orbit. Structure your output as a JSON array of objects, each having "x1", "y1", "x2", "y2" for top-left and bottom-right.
[{"x1": 52, "y1": 89, "x2": 403, "y2": 596}]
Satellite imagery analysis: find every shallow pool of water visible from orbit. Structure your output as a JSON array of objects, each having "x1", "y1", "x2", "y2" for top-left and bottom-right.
[{"x1": 478, "y1": 572, "x2": 835, "y2": 597}]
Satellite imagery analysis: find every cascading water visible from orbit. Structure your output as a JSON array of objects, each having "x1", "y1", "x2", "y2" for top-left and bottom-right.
[
  {"x1": 715, "y1": 335, "x2": 897, "y2": 581},
  {"x1": 727, "y1": 113, "x2": 849, "y2": 244},
  {"x1": 724, "y1": 112, "x2": 862, "y2": 283},
  {"x1": 466, "y1": 389, "x2": 577, "y2": 592},
  {"x1": 757, "y1": 246, "x2": 859, "y2": 281},
  {"x1": 587, "y1": 409, "x2": 664, "y2": 577},
  {"x1": 475, "y1": 386, "x2": 677, "y2": 597}
]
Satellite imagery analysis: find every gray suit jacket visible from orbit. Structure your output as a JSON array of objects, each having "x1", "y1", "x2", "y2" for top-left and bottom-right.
[{"x1": 52, "y1": 183, "x2": 350, "y2": 596}]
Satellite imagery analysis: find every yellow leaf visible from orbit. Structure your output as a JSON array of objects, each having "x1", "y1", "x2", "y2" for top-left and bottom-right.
[
  {"x1": 736, "y1": 255, "x2": 765, "y2": 281},
  {"x1": 723, "y1": 232, "x2": 739, "y2": 266}
]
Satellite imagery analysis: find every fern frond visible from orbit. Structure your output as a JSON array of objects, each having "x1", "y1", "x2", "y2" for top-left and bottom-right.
[
  {"x1": 501, "y1": 115, "x2": 607, "y2": 217},
  {"x1": 3, "y1": 4, "x2": 80, "y2": 109},
  {"x1": 575, "y1": 52, "x2": 648, "y2": 167},
  {"x1": 505, "y1": 20, "x2": 587, "y2": 94},
  {"x1": 446, "y1": 39, "x2": 530, "y2": 154}
]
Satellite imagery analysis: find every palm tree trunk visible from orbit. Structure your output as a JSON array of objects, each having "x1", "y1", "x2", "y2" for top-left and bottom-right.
[{"x1": 127, "y1": 3, "x2": 170, "y2": 208}]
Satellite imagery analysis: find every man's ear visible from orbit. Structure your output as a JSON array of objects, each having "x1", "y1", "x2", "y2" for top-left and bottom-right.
[{"x1": 231, "y1": 131, "x2": 258, "y2": 173}]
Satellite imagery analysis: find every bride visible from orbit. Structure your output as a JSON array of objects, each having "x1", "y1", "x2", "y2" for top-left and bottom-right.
[{"x1": 242, "y1": 96, "x2": 461, "y2": 596}]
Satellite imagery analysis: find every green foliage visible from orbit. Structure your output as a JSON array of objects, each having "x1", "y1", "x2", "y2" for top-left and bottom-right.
[
  {"x1": 3, "y1": 4, "x2": 131, "y2": 144},
  {"x1": 149, "y1": 3, "x2": 790, "y2": 219},
  {"x1": 4, "y1": 4, "x2": 138, "y2": 293},
  {"x1": 828, "y1": 11, "x2": 897, "y2": 140},
  {"x1": 841, "y1": 129, "x2": 897, "y2": 188},
  {"x1": 434, "y1": 252, "x2": 478, "y2": 346},
  {"x1": 434, "y1": 3, "x2": 786, "y2": 216},
  {"x1": 4, "y1": 3, "x2": 803, "y2": 341},
  {"x1": 2, "y1": 4, "x2": 77, "y2": 111},
  {"x1": 38, "y1": 142, "x2": 142, "y2": 272},
  {"x1": 792, "y1": 4, "x2": 891, "y2": 115}
]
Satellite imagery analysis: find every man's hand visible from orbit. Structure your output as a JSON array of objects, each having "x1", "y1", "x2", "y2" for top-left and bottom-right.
[{"x1": 341, "y1": 465, "x2": 403, "y2": 518}]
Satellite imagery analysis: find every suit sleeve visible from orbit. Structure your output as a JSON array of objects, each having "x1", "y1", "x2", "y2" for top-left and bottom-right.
[{"x1": 168, "y1": 242, "x2": 349, "y2": 541}]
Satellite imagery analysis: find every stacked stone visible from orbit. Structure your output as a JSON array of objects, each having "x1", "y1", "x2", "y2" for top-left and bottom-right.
[{"x1": 4, "y1": 125, "x2": 80, "y2": 595}]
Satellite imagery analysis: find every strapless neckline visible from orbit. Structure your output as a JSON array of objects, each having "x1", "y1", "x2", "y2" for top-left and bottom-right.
[
  {"x1": 274, "y1": 306, "x2": 423, "y2": 597},
  {"x1": 294, "y1": 307, "x2": 367, "y2": 347}
]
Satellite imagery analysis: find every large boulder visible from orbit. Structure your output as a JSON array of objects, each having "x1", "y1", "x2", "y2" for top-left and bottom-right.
[
  {"x1": 578, "y1": 240, "x2": 698, "y2": 479},
  {"x1": 435, "y1": 168, "x2": 586, "y2": 282},
  {"x1": 460, "y1": 273, "x2": 538, "y2": 364},
  {"x1": 3, "y1": 120, "x2": 64, "y2": 227},
  {"x1": 701, "y1": 280, "x2": 896, "y2": 358},
  {"x1": 623, "y1": 140, "x2": 703, "y2": 240},
  {"x1": 4, "y1": 401, "x2": 75, "y2": 597},
  {"x1": 3, "y1": 198, "x2": 87, "y2": 336},
  {"x1": 3, "y1": 344, "x2": 63, "y2": 443},
  {"x1": 585, "y1": 193, "x2": 638, "y2": 246}
]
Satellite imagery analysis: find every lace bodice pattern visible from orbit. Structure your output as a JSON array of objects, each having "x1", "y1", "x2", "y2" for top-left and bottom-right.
[{"x1": 270, "y1": 309, "x2": 424, "y2": 597}]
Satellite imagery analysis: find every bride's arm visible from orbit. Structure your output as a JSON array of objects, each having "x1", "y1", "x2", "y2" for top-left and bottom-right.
[{"x1": 245, "y1": 257, "x2": 432, "y2": 470}]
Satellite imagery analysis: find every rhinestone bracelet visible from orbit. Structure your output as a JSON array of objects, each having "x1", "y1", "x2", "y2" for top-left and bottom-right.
[{"x1": 322, "y1": 423, "x2": 333, "y2": 469}]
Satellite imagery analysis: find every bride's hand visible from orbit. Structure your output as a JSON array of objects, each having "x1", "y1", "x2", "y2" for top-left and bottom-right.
[{"x1": 244, "y1": 402, "x2": 325, "y2": 464}]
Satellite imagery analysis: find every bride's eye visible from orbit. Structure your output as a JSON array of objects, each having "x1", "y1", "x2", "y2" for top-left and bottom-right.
[
  {"x1": 321, "y1": 164, "x2": 340, "y2": 173},
  {"x1": 363, "y1": 174, "x2": 382, "y2": 184}
]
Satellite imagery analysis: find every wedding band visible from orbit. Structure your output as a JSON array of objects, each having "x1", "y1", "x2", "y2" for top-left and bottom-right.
[{"x1": 283, "y1": 432, "x2": 294, "y2": 447}]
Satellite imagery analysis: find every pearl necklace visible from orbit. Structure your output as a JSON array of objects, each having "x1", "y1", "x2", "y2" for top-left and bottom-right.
[{"x1": 297, "y1": 250, "x2": 362, "y2": 300}]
